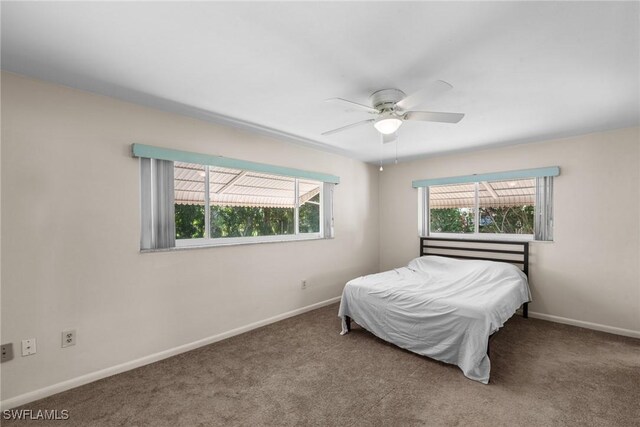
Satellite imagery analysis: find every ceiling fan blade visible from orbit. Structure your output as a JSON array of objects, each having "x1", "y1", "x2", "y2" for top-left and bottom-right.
[
  {"x1": 382, "y1": 132, "x2": 398, "y2": 144},
  {"x1": 396, "y1": 80, "x2": 454, "y2": 111},
  {"x1": 403, "y1": 111, "x2": 465, "y2": 124},
  {"x1": 322, "y1": 119, "x2": 375, "y2": 136},
  {"x1": 325, "y1": 98, "x2": 379, "y2": 114}
]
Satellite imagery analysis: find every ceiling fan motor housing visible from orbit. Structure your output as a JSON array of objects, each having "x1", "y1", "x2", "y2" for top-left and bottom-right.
[
  {"x1": 322, "y1": 82, "x2": 464, "y2": 137},
  {"x1": 370, "y1": 89, "x2": 406, "y2": 112}
]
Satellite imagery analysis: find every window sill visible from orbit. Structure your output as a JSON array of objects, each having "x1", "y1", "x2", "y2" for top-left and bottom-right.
[
  {"x1": 425, "y1": 233, "x2": 535, "y2": 242},
  {"x1": 141, "y1": 234, "x2": 329, "y2": 253}
]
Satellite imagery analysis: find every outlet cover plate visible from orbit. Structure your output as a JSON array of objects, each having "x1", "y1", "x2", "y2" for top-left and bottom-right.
[
  {"x1": 62, "y1": 329, "x2": 76, "y2": 348},
  {"x1": 1, "y1": 343, "x2": 14, "y2": 362},
  {"x1": 22, "y1": 338, "x2": 36, "y2": 356}
]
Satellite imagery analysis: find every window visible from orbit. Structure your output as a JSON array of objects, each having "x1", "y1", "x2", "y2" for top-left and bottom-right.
[
  {"x1": 174, "y1": 163, "x2": 206, "y2": 239},
  {"x1": 174, "y1": 162, "x2": 322, "y2": 246},
  {"x1": 136, "y1": 143, "x2": 337, "y2": 251},
  {"x1": 428, "y1": 183, "x2": 476, "y2": 234},
  {"x1": 478, "y1": 179, "x2": 535, "y2": 235},
  {"x1": 416, "y1": 168, "x2": 557, "y2": 241},
  {"x1": 428, "y1": 179, "x2": 536, "y2": 236}
]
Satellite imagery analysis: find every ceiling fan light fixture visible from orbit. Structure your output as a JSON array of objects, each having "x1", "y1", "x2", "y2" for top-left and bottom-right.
[{"x1": 374, "y1": 116, "x2": 403, "y2": 135}]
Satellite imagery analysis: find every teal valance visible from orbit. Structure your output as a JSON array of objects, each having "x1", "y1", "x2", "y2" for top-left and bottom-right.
[
  {"x1": 412, "y1": 166, "x2": 560, "y2": 188},
  {"x1": 132, "y1": 143, "x2": 340, "y2": 184}
]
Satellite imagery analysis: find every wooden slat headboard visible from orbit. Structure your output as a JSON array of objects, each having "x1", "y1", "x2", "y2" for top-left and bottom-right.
[{"x1": 420, "y1": 237, "x2": 529, "y2": 276}]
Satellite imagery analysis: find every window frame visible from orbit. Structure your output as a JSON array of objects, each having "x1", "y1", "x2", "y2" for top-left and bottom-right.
[
  {"x1": 174, "y1": 165, "x2": 324, "y2": 249},
  {"x1": 419, "y1": 182, "x2": 535, "y2": 242},
  {"x1": 136, "y1": 144, "x2": 339, "y2": 252}
]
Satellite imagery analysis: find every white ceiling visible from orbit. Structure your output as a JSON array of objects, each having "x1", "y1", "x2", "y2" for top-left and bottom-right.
[{"x1": 2, "y1": 2, "x2": 638, "y2": 163}]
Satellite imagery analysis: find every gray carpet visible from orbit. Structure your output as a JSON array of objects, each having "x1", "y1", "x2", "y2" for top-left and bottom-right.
[{"x1": 4, "y1": 303, "x2": 640, "y2": 426}]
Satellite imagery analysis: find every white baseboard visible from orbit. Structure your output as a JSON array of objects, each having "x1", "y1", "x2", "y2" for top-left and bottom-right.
[
  {"x1": 0, "y1": 296, "x2": 341, "y2": 410},
  {"x1": 529, "y1": 311, "x2": 640, "y2": 339},
  {"x1": 3, "y1": 299, "x2": 635, "y2": 410}
]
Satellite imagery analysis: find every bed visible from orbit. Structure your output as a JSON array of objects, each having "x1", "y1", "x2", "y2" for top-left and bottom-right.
[{"x1": 338, "y1": 237, "x2": 531, "y2": 384}]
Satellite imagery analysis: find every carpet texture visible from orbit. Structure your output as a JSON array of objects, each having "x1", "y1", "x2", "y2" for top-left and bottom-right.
[{"x1": 4, "y1": 303, "x2": 639, "y2": 426}]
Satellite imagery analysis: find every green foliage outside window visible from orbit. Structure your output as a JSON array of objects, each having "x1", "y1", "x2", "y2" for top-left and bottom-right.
[
  {"x1": 175, "y1": 204, "x2": 205, "y2": 239},
  {"x1": 429, "y1": 205, "x2": 534, "y2": 234},
  {"x1": 210, "y1": 206, "x2": 294, "y2": 237},
  {"x1": 479, "y1": 205, "x2": 534, "y2": 234},
  {"x1": 299, "y1": 194, "x2": 320, "y2": 233},
  {"x1": 174, "y1": 200, "x2": 321, "y2": 240},
  {"x1": 430, "y1": 208, "x2": 474, "y2": 233}
]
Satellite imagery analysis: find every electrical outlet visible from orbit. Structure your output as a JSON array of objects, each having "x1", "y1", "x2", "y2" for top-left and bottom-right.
[
  {"x1": 22, "y1": 338, "x2": 37, "y2": 356},
  {"x1": 1, "y1": 343, "x2": 14, "y2": 362},
  {"x1": 301, "y1": 280, "x2": 307, "y2": 290},
  {"x1": 62, "y1": 329, "x2": 76, "y2": 348}
]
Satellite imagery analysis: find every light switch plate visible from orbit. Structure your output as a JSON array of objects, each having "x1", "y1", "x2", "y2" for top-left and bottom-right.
[{"x1": 22, "y1": 338, "x2": 37, "y2": 356}]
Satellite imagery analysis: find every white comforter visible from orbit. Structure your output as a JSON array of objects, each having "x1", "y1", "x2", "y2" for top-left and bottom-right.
[{"x1": 338, "y1": 255, "x2": 531, "y2": 384}]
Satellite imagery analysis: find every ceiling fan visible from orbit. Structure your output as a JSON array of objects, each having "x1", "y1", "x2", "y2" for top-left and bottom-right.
[{"x1": 322, "y1": 80, "x2": 465, "y2": 143}]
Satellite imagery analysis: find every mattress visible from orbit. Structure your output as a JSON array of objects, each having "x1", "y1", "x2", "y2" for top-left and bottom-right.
[{"x1": 338, "y1": 255, "x2": 531, "y2": 383}]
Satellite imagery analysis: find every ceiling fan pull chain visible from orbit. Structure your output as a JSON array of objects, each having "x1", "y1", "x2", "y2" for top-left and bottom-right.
[
  {"x1": 379, "y1": 134, "x2": 384, "y2": 172},
  {"x1": 395, "y1": 137, "x2": 399, "y2": 165}
]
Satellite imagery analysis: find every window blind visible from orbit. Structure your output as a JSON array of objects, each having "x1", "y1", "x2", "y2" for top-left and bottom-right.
[{"x1": 140, "y1": 158, "x2": 176, "y2": 250}]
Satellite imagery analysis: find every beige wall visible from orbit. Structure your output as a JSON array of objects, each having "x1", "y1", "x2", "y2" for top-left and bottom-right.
[
  {"x1": 2, "y1": 71, "x2": 638, "y2": 405},
  {"x1": 0, "y1": 73, "x2": 379, "y2": 401},
  {"x1": 379, "y1": 127, "x2": 640, "y2": 334}
]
